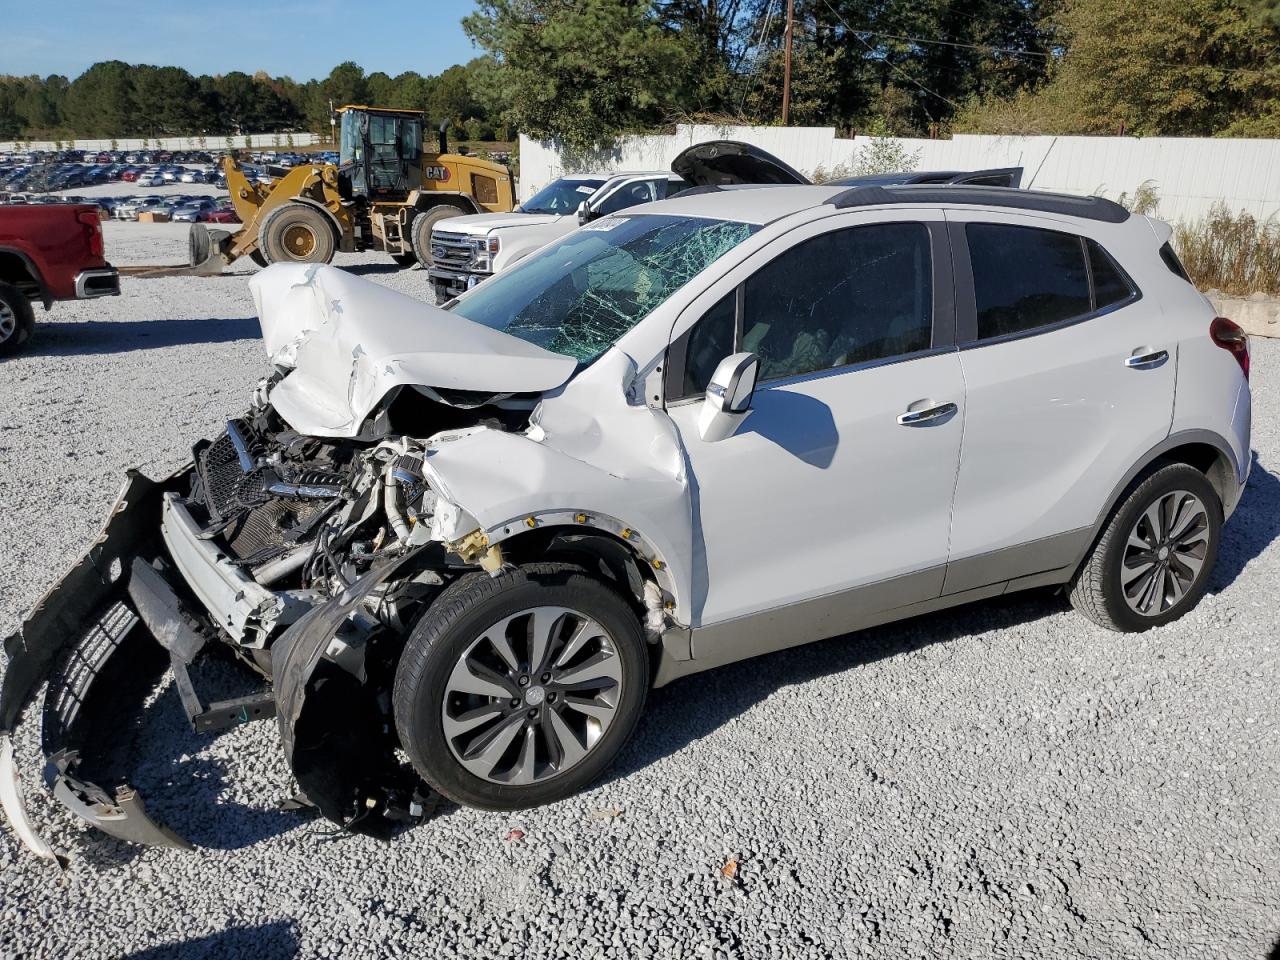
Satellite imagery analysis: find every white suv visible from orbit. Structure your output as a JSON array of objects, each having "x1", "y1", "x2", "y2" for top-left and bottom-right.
[
  {"x1": 426, "y1": 171, "x2": 689, "y2": 300},
  {"x1": 1, "y1": 182, "x2": 1251, "y2": 854}
]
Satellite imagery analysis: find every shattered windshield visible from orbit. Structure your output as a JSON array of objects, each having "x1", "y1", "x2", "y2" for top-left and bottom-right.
[
  {"x1": 447, "y1": 215, "x2": 759, "y2": 362},
  {"x1": 518, "y1": 178, "x2": 607, "y2": 214}
]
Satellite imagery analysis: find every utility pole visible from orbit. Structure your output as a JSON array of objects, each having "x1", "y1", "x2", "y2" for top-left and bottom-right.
[{"x1": 781, "y1": 0, "x2": 795, "y2": 125}]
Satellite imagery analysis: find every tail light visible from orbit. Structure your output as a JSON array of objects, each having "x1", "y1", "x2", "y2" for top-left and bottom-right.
[
  {"x1": 77, "y1": 210, "x2": 104, "y2": 258},
  {"x1": 1210, "y1": 317, "x2": 1249, "y2": 380}
]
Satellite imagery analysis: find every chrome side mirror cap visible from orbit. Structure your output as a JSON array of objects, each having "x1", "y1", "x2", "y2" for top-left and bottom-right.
[
  {"x1": 698, "y1": 352, "x2": 759, "y2": 442},
  {"x1": 576, "y1": 199, "x2": 593, "y2": 225}
]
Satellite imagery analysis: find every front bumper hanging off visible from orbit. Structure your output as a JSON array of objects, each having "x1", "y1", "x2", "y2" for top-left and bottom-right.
[
  {"x1": 1, "y1": 470, "x2": 438, "y2": 862},
  {"x1": 0, "y1": 470, "x2": 188, "y2": 860}
]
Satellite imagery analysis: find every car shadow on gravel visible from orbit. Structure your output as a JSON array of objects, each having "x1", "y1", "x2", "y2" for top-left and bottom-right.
[
  {"x1": 608, "y1": 589, "x2": 1060, "y2": 787},
  {"x1": 123, "y1": 920, "x2": 299, "y2": 959},
  {"x1": 1209, "y1": 451, "x2": 1280, "y2": 593},
  {"x1": 28, "y1": 317, "x2": 260, "y2": 355}
]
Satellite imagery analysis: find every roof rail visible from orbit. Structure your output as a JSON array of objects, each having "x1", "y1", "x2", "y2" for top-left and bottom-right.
[{"x1": 825, "y1": 185, "x2": 1131, "y2": 223}]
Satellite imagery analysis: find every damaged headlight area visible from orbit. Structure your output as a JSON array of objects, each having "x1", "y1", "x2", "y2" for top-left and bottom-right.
[{"x1": 0, "y1": 397, "x2": 513, "y2": 861}]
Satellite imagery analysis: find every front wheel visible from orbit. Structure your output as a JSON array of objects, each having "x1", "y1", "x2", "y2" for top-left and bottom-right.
[
  {"x1": 409, "y1": 204, "x2": 467, "y2": 269},
  {"x1": 393, "y1": 563, "x2": 648, "y2": 810},
  {"x1": 259, "y1": 203, "x2": 337, "y2": 265},
  {"x1": 1070, "y1": 462, "x2": 1223, "y2": 632}
]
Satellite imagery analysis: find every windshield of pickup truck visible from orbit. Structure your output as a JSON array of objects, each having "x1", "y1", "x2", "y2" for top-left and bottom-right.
[
  {"x1": 447, "y1": 214, "x2": 759, "y2": 362},
  {"x1": 518, "y1": 177, "x2": 607, "y2": 214}
]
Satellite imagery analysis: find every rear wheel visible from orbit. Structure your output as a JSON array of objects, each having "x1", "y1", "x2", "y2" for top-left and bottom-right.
[
  {"x1": 0, "y1": 281, "x2": 35, "y2": 357},
  {"x1": 260, "y1": 203, "x2": 336, "y2": 265},
  {"x1": 393, "y1": 563, "x2": 647, "y2": 810},
  {"x1": 409, "y1": 204, "x2": 467, "y2": 269},
  {"x1": 1070, "y1": 462, "x2": 1222, "y2": 631}
]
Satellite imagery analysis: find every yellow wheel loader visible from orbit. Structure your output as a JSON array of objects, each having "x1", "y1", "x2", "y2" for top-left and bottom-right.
[{"x1": 188, "y1": 106, "x2": 514, "y2": 272}]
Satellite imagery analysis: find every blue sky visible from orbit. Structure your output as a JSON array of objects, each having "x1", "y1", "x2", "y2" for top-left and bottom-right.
[{"x1": 3, "y1": 0, "x2": 483, "y2": 80}]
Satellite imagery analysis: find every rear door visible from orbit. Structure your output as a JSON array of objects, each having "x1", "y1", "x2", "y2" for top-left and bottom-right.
[{"x1": 942, "y1": 211, "x2": 1175, "y2": 593}]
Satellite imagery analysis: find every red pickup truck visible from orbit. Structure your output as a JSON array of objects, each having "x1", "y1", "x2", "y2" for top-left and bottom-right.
[{"x1": 0, "y1": 203, "x2": 120, "y2": 355}]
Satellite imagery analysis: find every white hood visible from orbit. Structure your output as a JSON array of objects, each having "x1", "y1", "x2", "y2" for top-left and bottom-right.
[
  {"x1": 249, "y1": 263, "x2": 577, "y2": 438},
  {"x1": 438, "y1": 212, "x2": 564, "y2": 233}
]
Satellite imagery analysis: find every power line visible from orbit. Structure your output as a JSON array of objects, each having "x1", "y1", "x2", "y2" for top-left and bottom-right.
[
  {"x1": 817, "y1": 0, "x2": 960, "y2": 115},
  {"x1": 800, "y1": 11, "x2": 1280, "y2": 80}
]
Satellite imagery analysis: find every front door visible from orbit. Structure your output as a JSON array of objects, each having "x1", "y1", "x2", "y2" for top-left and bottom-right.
[{"x1": 665, "y1": 214, "x2": 966, "y2": 643}]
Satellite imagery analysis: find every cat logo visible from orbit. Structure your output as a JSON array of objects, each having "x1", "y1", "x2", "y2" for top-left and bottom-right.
[{"x1": 425, "y1": 166, "x2": 451, "y2": 182}]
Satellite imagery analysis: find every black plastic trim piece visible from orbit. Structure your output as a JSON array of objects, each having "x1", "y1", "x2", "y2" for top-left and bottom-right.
[{"x1": 827, "y1": 185, "x2": 1131, "y2": 223}]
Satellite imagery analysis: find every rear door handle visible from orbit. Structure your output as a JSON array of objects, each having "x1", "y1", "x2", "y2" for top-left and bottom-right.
[
  {"x1": 897, "y1": 401, "x2": 958, "y2": 426},
  {"x1": 1125, "y1": 349, "x2": 1169, "y2": 369}
]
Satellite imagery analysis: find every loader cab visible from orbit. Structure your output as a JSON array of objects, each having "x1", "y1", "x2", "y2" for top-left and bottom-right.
[{"x1": 337, "y1": 105, "x2": 424, "y2": 202}]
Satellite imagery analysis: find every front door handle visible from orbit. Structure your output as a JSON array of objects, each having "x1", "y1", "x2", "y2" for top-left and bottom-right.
[
  {"x1": 1125, "y1": 349, "x2": 1169, "y2": 369},
  {"x1": 897, "y1": 401, "x2": 958, "y2": 426}
]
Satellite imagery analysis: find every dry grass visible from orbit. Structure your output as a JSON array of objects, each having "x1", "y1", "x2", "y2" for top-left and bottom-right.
[{"x1": 1175, "y1": 204, "x2": 1280, "y2": 296}]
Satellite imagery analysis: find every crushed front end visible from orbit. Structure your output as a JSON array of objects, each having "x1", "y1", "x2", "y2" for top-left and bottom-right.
[{"x1": 0, "y1": 395, "x2": 511, "y2": 860}]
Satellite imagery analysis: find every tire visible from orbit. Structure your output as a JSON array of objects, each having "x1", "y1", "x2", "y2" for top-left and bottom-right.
[
  {"x1": 409, "y1": 204, "x2": 467, "y2": 269},
  {"x1": 393, "y1": 562, "x2": 648, "y2": 810},
  {"x1": 259, "y1": 203, "x2": 337, "y2": 265},
  {"x1": 249, "y1": 249, "x2": 269, "y2": 268},
  {"x1": 1069, "y1": 462, "x2": 1223, "y2": 632},
  {"x1": 0, "y1": 281, "x2": 35, "y2": 357}
]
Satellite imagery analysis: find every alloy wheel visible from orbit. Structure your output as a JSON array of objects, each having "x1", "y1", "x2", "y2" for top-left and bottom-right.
[
  {"x1": 441, "y1": 606, "x2": 625, "y2": 785},
  {"x1": 0, "y1": 299, "x2": 15, "y2": 344},
  {"x1": 1121, "y1": 489, "x2": 1210, "y2": 616}
]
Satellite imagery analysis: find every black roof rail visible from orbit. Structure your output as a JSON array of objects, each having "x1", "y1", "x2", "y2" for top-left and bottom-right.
[
  {"x1": 667, "y1": 183, "x2": 724, "y2": 200},
  {"x1": 825, "y1": 184, "x2": 1131, "y2": 223}
]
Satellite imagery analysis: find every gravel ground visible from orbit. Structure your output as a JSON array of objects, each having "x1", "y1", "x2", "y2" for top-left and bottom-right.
[{"x1": 0, "y1": 219, "x2": 1278, "y2": 960}]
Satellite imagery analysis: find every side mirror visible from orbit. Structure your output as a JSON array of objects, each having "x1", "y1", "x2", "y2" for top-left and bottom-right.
[
  {"x1": 698, "y1": 352, "x2": 759, "y2": 442},
  {"x1": 576, "y1": 199, "x2": 594, "y2": 225}
]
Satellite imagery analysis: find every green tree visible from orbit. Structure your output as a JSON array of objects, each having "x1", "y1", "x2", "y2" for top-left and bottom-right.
[
  {"x1": 957, "y1": 0, "x2": 1280, "y2": 136},
  {"x1": 465, "y1": 0, "x2": 696, "y2": 152},
  {"x1": 63, "y1": 61, "x2": 134, "y2": 136}
]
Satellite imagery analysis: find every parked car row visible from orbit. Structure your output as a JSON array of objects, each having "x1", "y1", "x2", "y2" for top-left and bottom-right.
[
  {"x1": 0, "y1": 148, "x2": 224, "y2": 165},
  {"x1": 0, "y1": 161, "x2": 227, "y2": 193}
]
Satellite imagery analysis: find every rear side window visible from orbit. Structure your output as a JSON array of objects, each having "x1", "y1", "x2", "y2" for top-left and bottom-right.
[
  {"x1": 967, "y1": 224, "x2": 1091, "y2": 339},
  {"x1": 967, "y1": 224, "x2": 1139, "y2": 341},
  {"x1": 1088, "y1": 239, "x2": 1137, "y2": 310}
]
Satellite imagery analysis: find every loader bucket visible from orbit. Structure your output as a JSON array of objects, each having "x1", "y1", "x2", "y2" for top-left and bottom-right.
[{"x1": 188, "y1": 225, "x2": 232, "y2": 275}]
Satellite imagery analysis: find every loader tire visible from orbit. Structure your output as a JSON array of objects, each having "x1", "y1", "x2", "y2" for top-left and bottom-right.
[
  {"x1": 410, "y1": 205, "x2": 467, "y2": 269},
  {"x1": 260, "y1": 203, "x2": 337, "y2": 265}
]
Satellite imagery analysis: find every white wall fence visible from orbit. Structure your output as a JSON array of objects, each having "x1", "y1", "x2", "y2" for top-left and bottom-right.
[
  {"x1": 0, "y1": 132, "x2": 321, "y2": 153},
  {"x1": 519, "y1": 125, "x2": 1280, "y2": 226}
]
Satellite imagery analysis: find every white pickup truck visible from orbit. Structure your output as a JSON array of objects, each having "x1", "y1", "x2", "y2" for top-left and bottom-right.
[{"x1": 425, "y1": 170, "x2": 691, "y2": 301}]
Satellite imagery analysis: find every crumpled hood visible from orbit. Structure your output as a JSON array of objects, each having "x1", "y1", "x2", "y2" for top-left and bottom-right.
[
  {"x1": 437, "y1": 212, "x2": 564, "y2": 233},
  {"x1": 249, "y1": 263, "x2": 577, "y2": 438}
]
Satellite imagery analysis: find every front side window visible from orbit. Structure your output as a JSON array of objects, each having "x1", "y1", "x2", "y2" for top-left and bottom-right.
[
  {"x1": 448, "y1": 215, "x2": 758, "y2": 363},
  {"x1": 681, "y1": 290, "x2": 736, "y2": 397},
  {"x1": 968, "y1": 223, "x2": 1092, "y2": 339},
  {"x1": 519, "y1": 178, "x2": 607, "y2": 215},
  {"x1": 742, "y1": 222, "x2": 934, "y2": 382},
  {"x1": 593, "y1": 179, "x2": 659, "y2": 216}
]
